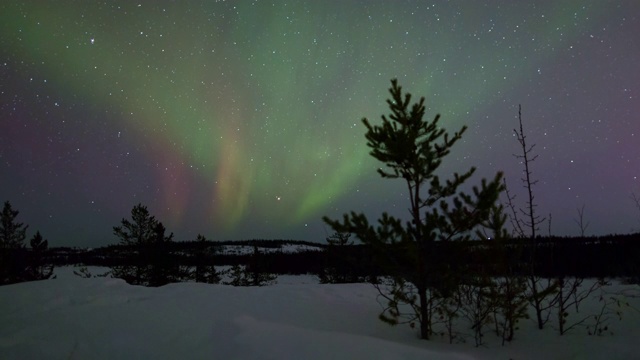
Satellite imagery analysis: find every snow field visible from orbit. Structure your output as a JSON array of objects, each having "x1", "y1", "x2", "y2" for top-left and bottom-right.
[{"x1": 1, "y1": 267, "x2": 639, "y2": 359}]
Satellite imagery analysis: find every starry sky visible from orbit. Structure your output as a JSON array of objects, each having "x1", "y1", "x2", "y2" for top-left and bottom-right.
[{"x1": 1, "y1": 1, "x2": 639, "y2": 248}]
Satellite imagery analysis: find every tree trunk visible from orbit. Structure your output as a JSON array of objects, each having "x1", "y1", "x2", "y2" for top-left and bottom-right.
[
  {"x1": 557, "y1": 277, "x2": 565, "y2": 335},
  {"x1": 419, "y1": 287, "x2": 430, "y2": 340},
  {"x1": 529, "y1": 275, "x2": 544, "y2": 330}
]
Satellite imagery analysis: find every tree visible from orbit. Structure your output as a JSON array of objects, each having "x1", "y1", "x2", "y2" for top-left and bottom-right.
[
  {"x1": 193, "y1": 234, "x2": 220, "y2": 284},
  {"x1": 113, "y1": 203, "x2": 161, "y2": 246},
  {"x1": 457, "y1": 276, "x2": 495, "y2": 347},
  {"x1": 477, "y1": 204, "x2": 528, "y2": 344},
  {"x1": 27, "y1": 231, "x2": 53, "y2": 281},
  {"x1": 146, "y1": 222, "x2": 177, "y2": 287},
  {"x1": 511, "y1": 105, "x2": 546, "y2": 240},
  {"x1": 573, "y1": 204, "x2": 590, "y2": 238},
  {"x1": 224, "y1": 264, "x2": 250, "y2": 287},
  {"x1": 555, "y1": 276, "x2": 603, "y2": 335},
  {"x1": 323, "y1": 79, "x2": 503, "y2": 340},
  {"x1": 510, "y1": 105, "x2": 558, "y2": 330},
  {"x1": 223, "y1": 245, "x2": 276, "y2": 287},
  {"x1": 632, "y1": 193, "x2": 640, "y2": 228},
  {"x1": 319, "y1": 232, "x2": 361, "y2": 284},
  {"x1": 111, "y1": 204, "x2": 177, "y2": 286},
  {"x1": 0, "y1": 201, "x2": 28, "y2": 250},
  {"x1": 245, "y1": 244, "x2": 277, "y2": 286},
  {"x1": 1, "y1": 201, "x2": 29, "y2": 284},
  {"x1": 0, "y1": 202, "x2": 53, "y2": 284}
]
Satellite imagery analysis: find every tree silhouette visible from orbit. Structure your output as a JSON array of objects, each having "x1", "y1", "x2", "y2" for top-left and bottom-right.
[
  {"x1": 1, "y1": 201, "x2": 53, "y2": 284},
  {"x1": 632, "y1": 193, "x2": 640, "y2": 228},
  {"x1": 27, "y1": 231, "x2": 53, "y2": 281},
  {"x1": 111, "y1": 204, "x2": 177, "y2": 286},
  {"x1": 510, "y1": 106, "x2": 558, "y2": 330},
  {"x1": 224, "y1": 245, "x2": 276, "y2": 286},
  {"x1": 323, "y1": 79, "x2": 503, "y2": 340},
  {"x1": 319, "y1": 232, "x2": 360, "y2": 284},
  {"x1": 113, "y1": 203, "x2": 160, "y2": 246},
  {"x1": 477, "y1": 204, "x2": 528, "y2": 344},
  {"x1": 1, "y1": 201, "x2": 29, "y2": 284},
  {"x1": 193, "y1": 234, "x2": 220, "y2": 284},
  {"x1": 0, "y1": 201, "x2": 28, "y2": 250},
  {"x1": 574, "y1": 204, "x2": 590, "y2": 237}
]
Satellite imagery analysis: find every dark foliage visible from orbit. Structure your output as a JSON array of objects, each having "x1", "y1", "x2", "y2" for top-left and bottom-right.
[
  {"x1": 319, "y1": 232, "x2": 371, "y2": 284},
  {"x1": 1, "y1": 201, "x2": 28, "y2": 250},
  {"x1": 32, "y1": 233, "x2": 640, "y2": 285},
  {"x1": 1, "y1": 201, "x2": 53, "y2": 285},
  {"x1": 223, "y1": 245, "x2": 277, "y2": 286},
  {"x1": 25, "y1": 231, "x2": 54, "y2": 281},
  {"x1": 192, "y1": 234, "x2": 221, "y2": 284},
  {"x1": 323, "y1": 79, "x2": 504, "y2": 339},
  {"x1": 111, "y1": 204, "x2": 185, "y2": 287}
]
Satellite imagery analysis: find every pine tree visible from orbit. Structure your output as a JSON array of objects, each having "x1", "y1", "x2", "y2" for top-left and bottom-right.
[
  {"x1": 224, "y1": 264, "x2": 250, "y2": 286},
  {"x1": 111, "y1": 204, "x2": 177, "y2": 286},
  {"x1": 113, "y1": 203, "x2": 159, "y2": 246},
  {"x1": 1, "y1": 201, "x2": 30, "y2": 284},
  {"x1": 246, "y1": 244, "x2": 277, "y2": 286},
  {"x1": 323, "y1": 79, "x2": 503, "y2": 340},
  {"x1": 0, "y1": 201, "x2": 28, "y2": 250},
  {"x1": 320, "y1": 232, "x2": 359, "y2": 284},
  {"x1": 146, "y1": 222, "x2": 176, "y2": 287},
  {"x1": 224, "y1": 245, "x2": 277, "y2": 286},
  {"x1": 27, "y1": 231, "x2": 53, "y2": 281},
  {"x1": 477, "y1": 204, "x2": 528, "y2": 344},
  {"x1": 193, "y1": 234, "x2": 220, "y2": 284}
]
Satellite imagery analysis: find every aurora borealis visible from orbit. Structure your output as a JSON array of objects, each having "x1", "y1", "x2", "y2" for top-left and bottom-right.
[{"x1": 1, "y1": 1, "x2": 639, "y2": 247}]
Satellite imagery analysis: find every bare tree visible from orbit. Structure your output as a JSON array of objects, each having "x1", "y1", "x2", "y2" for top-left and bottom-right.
[
  {"x1": 574, "y1": 204, "x2": 590, "y2": 237},
  {"x1": 511, "y1": 105, "x2": 557, "y2": 330},
  {"x1": 513, "y1": 105, "x2": 546, "y2": 238},
  {"x1": 503, "y1": 178, "x2": 525, "y2": 238},
  {"x1": 555, "y1": 277, "x2": 603, "y2": 335}
]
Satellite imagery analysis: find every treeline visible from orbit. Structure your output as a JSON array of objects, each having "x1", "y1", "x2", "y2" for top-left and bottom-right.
[
  {"x1": 3, "y1": 197, "x2": 640, "y2": 287},
  {"x1": 39, "y1": 233, "x2": 640, "y2": 280},
  {"x1": 45, "y1": 239, "x2": 327, "y2": 274}
]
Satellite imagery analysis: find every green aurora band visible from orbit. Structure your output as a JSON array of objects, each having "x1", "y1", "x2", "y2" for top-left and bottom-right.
[{"x1": 1, "y1": 1, "x2": 607, "y2": 235}]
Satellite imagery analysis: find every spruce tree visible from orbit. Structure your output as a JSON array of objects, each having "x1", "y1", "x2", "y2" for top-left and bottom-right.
[
  {"x1": 323, "y1": 79, "x2": 503, "y2": 340},
  {"x1": 0, "y1": 201, "x2": 28, "y2": 250}
]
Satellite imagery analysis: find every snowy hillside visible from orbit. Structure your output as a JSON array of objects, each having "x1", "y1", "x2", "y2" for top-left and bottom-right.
[
  {"x1": 216, "y1": 242, "x2": 323, "y2": 256},
  {"x1": 1, "y1": 268, "x2": 639, "y2": 359}
]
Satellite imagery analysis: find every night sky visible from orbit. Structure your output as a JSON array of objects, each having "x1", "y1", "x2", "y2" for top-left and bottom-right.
[{"x1": 1, "y1": 1, "x2": 639, "y2": 247}]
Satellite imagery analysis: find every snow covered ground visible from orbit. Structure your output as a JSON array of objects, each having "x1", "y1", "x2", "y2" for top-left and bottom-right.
[
  {"x1": 216, "y1": 242, "x2": 322, "y2": 256},
  {"x1": 1, "y1": 267, "x2": 639, "y2": 359}
]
